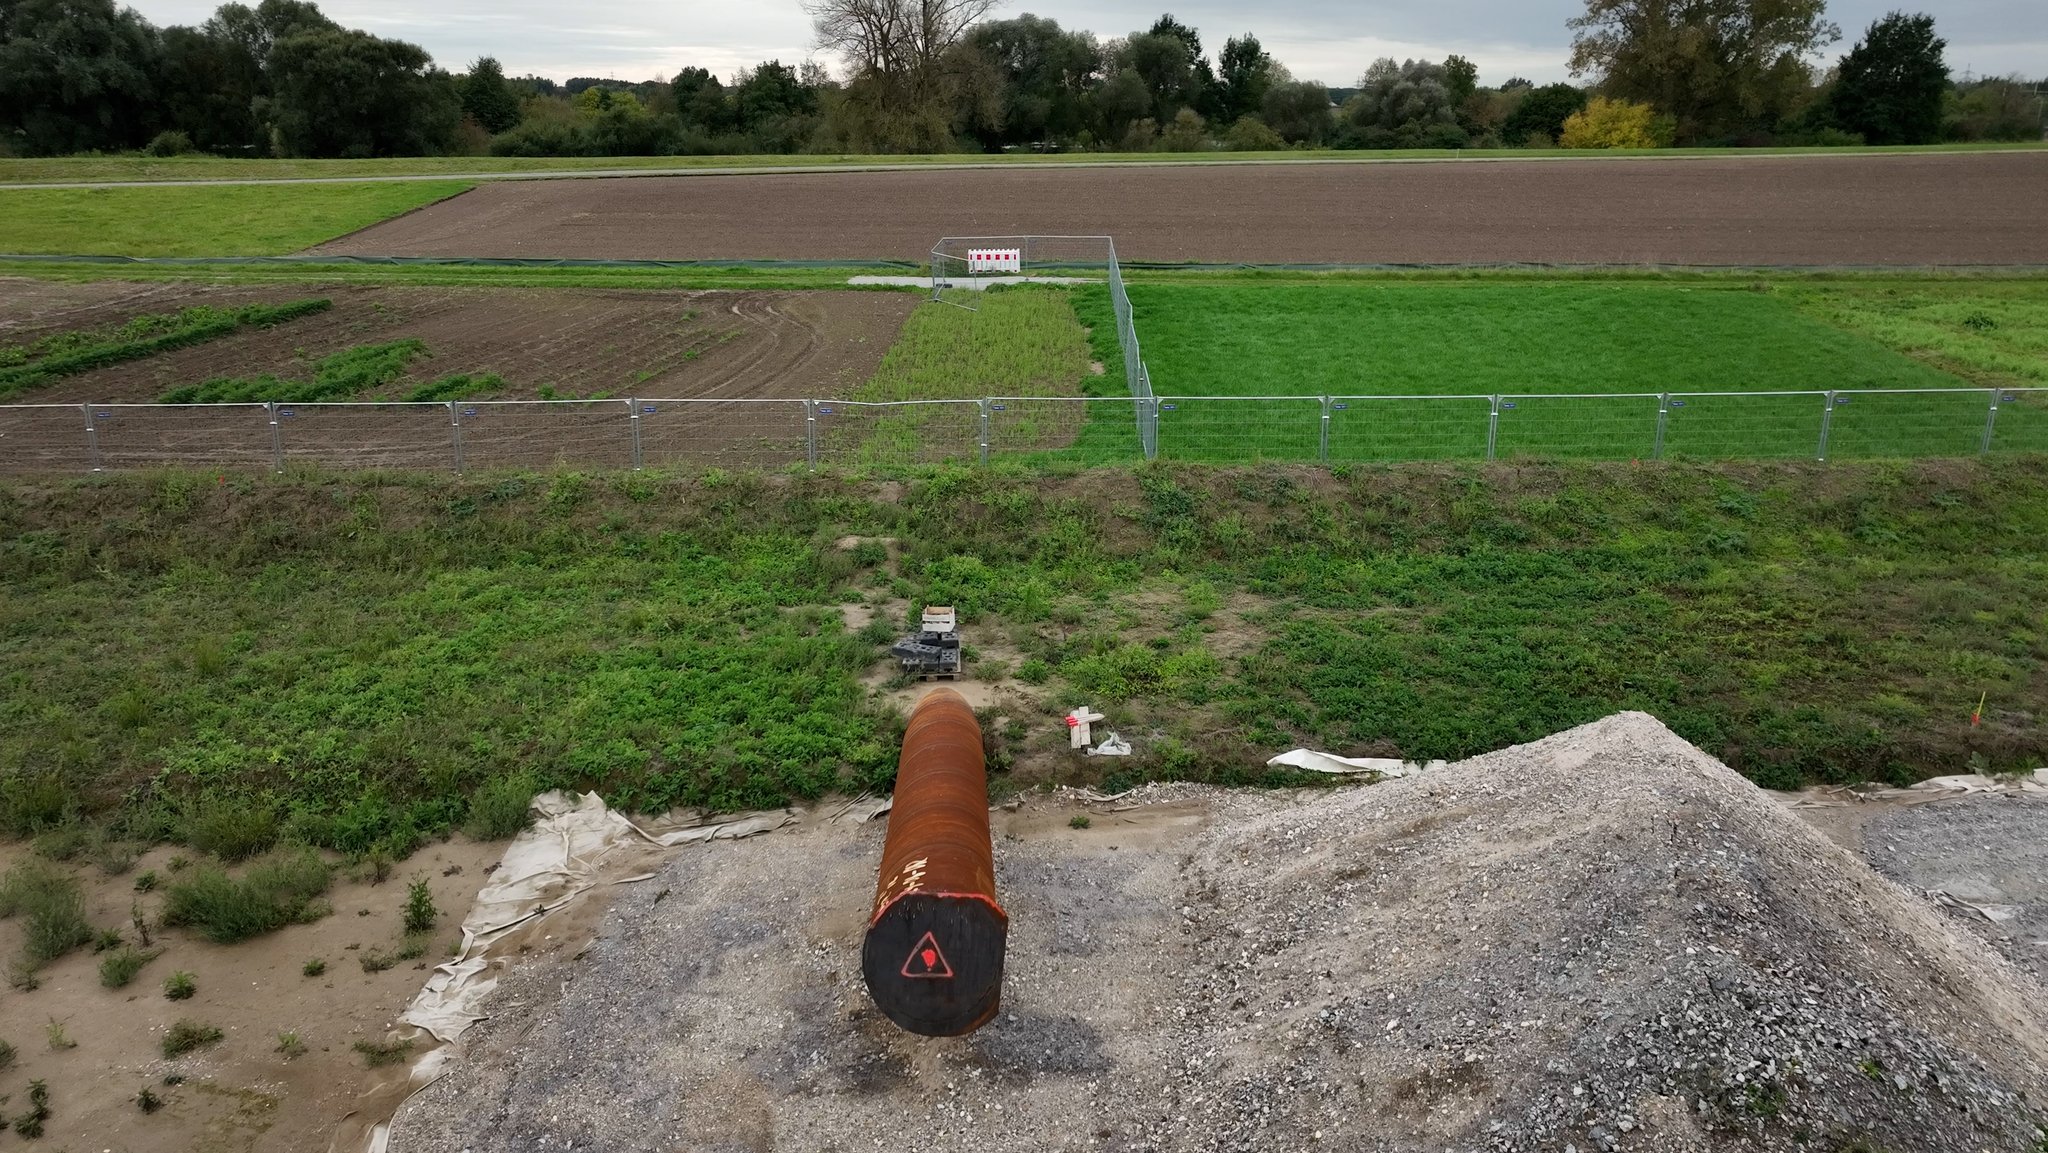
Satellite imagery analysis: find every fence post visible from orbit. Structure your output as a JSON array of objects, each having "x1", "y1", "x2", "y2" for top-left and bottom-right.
[
  {"x1": 1318, "y1": 396, "x2": 1332, "y2": 463},
  {"x1": 1486, "y1": 395, "x2": 1501, "y2": 462},
  {"x1": 1653, "y1": 393, "x2": 1670, "y2": 461},
  {"x1": 977, "y1": 399, "x2": 991, "y2": 467},
  {"x1": 267, "y1": 401, "x2": 284, "y2": 473},
  {"x1": 1816, "y1": 391, "x2": 1837, "y2": 462},
  {"x1": 1981, "y1": 388, "x2": 2002, "y2": 455},
  {"x1": 83, "y1": 404, "x2": 102, "y2": 473},
  {"x1": 804, "y1": 399, "x2": 819, "y2": 472},
  {"x1": 448, "y1": 401, "x2": 464, "y2": 474},
  {"x1": 627, "y1": 399, "x2": 643, "y2": 470}
]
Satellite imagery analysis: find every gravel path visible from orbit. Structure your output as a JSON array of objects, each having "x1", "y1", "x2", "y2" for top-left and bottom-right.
[
  {"x1": 1865, "y1": 794, "x2": 2048, "y2": 986},
  {"x1": 392, "y1": 713, "x2": 2048, "y2": 1152},
  {"x1": 316, "y1": 152, "x2": 2048, "y2": 267}
]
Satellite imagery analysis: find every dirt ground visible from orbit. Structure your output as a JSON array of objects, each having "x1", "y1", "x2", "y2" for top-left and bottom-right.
[
  {"x1": 390, "y1": 713, "x2": 2048, "y2": 1153},
  {"x1": 0, "y1": 837, "x2": 503, "y2": 1153},
  {"x1": 312, "y1": 152, "x2": 2048, "y2": 266},
  {"x1": 0, "y1": 281, "x2": 915, "y2": 405}
]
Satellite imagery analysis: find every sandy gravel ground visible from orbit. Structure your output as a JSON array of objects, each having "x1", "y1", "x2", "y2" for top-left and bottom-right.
[
  {"x1": 314, "y1": 153, "x2": 2048, "y2": 267},
  {"x1": 390, "y1": 712, "x2": 2048, "y2": 1153}
]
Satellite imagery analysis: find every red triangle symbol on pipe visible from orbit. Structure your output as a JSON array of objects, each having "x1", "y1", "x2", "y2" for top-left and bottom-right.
[{"x1": 900, "y1": 931, "x2": 954, "y2": 979}]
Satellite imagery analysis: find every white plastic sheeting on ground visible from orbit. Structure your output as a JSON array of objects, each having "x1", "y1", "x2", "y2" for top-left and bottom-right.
[
  {"x1": 1780, "y1": 769, "x2": 2048, "y2": 811},
  {"x1": 1267, "y1": 749, "x2": 1449, "y2": 779}
]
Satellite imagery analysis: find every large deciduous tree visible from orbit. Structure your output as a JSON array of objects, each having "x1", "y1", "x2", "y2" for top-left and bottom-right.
[
  {"x1": 1261, "y1": 79, "x2": 1331, "y2": 145},
  {"x1": 263, "y1": 26, "x2": 459, "y2": 157},
  {"x1": 0, "y1": 0, "x2": 162, "y2": 155},
  {"x1": 1828, "y1": 12, "x2": 1947, "y2": 144},
  {"x1": 1215, "y1": 34, "x2": 1275, "y2": 125},
  {"x1": 460, "y1": 55, "x2": 522, "y2": 133},
  {"x1": 965, "y1": 15, "x2": 1102, "y2": 147},
  {"x1": 1503, "y1": 82, "x2": 1588, "y2": 145},
  {"x1": 1567, "y1": 0, "x2": 1839, "y2": 143}
]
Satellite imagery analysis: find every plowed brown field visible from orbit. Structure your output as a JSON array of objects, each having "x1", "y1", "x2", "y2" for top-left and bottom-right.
[
  {"x1": 310, "y1": 152, "x2": 2048, "y2": 266},
  {"x1": 2, "y1": 281, "x2": 914, "y2": 404}
]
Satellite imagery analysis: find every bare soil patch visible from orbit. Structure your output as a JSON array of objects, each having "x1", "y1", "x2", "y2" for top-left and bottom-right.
[
  {"x1": 0, "y1": 837, "x2": 501, "y2": 1153},
  {"x1": 315, "y1": 153, "x2": 2048, "y2": 266}
]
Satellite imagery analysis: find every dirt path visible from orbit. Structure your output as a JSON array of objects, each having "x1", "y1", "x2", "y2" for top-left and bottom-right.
[
  {"x1": 390, "y1": 713, "x2": 2048, "y2": 1153},
  {"x1": 312, "y1": 152, "x2": 2048, "y2": 266}
]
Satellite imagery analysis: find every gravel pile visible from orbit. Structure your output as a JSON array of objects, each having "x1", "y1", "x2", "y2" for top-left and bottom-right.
[{"x1": 392, "y1": 713, "x2": 2048, "y2": 1153}]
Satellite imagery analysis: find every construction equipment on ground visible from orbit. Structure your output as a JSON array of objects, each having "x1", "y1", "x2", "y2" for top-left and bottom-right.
[{"x1": 862, "y1": 688, "x2": 1007, "y2": 1036}]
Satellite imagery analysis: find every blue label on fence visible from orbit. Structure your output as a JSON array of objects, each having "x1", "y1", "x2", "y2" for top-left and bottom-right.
[
  {"x1": 817, "y1": 407, "x2": 834, "y2": 415},
  {"x1": 1160, "y1": 404, "x2": 1178, "y2": 412},
  {"x1": 95, "y1": 412, "x2": 111, "y2": 419},
  {"x1": 1500, "y1": 402, "x2": 1517, "y2": 411},
  {"x1": 1331, "y1": 403, "x2": 1349, "y2": 411},
  {"x1": 279, "y1": 409, "x2": 295, "y2": 418},
  {"x1": 1669, "y1": 400, "x2": 1687, "y2": 408},
  {"x1": 462, "y1": 408, "x2": 479, "y2": 417},
  {"x1": 990, "y1": 404, "x2": 1007, "y2": 411},
  {"x1": 2004, "y1": 394, "x2": 2019, "y2": 403},
  {"x1": 1833, "y1": 396, "x2": 1849, "y2": 406},
  {"x1": 642, "y1": 405, "x2": 657, "y2": 414}
]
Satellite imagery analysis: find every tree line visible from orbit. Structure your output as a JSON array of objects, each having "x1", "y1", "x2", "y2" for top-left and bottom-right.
[{"x1": 0, "y1": 0, "x2": 2040, "y2": 159}]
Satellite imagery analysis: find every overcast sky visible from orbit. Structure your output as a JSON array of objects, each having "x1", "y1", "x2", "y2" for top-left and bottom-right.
[{"x1": 127, "y1": 0, "x2": 2045, "y2": 88}]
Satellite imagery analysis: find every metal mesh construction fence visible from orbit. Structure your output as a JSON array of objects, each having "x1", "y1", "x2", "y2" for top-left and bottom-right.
[{"x1": 2, "y1": 390, "x2": 2043, "y2": 475}]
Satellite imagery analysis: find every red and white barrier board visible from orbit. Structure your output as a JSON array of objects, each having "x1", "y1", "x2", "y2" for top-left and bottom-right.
[{"x1": 966, "y1": 248, "x2": 1023, "y2": 273}]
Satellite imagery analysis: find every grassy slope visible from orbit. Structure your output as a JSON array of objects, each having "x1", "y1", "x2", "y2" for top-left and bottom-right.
[
  {"x1": 0, "y1": 182, "x2": 474, "y2": 257},
  {"x1": 1, "y1": 462, "x2": 2043, "y2": 858},
  {"x1": 0, "y1": 142, "x2": 2041, "y2": 184},
  {"x1": 1115, "y1": 281, "x2": 2048, "y2": 461}
]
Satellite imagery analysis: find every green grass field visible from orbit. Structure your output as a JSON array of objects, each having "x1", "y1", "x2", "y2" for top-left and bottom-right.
[
  {"x1": 0, "y1": 142, "x2": 2040, "y2": 185},
  {"x1": 1093, "y1": 281, "x2": 2048, "y2": 463},
  {"x1": 0, "y1": 182, "x2": 473, "y2": 257},
  {"x1": 2, "y1": 462, "x2": 2043, "y2": 860}
]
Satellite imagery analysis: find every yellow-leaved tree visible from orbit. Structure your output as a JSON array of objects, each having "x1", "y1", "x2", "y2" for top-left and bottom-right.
[{"x1": 1559, "y1": 96, "x2": 1661, "y2": 148}]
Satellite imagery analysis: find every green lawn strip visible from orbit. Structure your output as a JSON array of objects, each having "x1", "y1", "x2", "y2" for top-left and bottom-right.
[
  {"x1": 0, "y1": 462, "x2": 2041, "y2": 857},
  {"x1": 830, "y1": 288, "x2": 1095, "y2": 469},
  {"x1": 0, "y1": 259, "x2": 918, "y2": 293},
  {"x1": 0, "y1": 299, "x2": 331, "y2": 399},
  {"x1": 1114, "y1": 281, "x2": 2040, "y2": 462},
  {"x1": 0, "y1": 142, "x2": 2040, "y2": 184},
  {"x1": 0, "y1": 182, "x2": 474, "y2": 257}
]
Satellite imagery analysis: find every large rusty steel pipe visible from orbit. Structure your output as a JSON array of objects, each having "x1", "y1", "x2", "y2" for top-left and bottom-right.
[{"x1": 862, "y1": 688, "x2": 1008, "y2": 1037}]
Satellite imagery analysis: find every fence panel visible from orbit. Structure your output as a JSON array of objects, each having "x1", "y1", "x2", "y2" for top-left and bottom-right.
[
  {"x1": 1327, "y1": 396, "x2": 1493, "y2": 461},
  {"x1": 1662, "y1": 392, "x2": 1828, "y2": 460},
  {"x1": 637, "y1": 399, "x2": 808, "y2": 471},
  {"x1": 1495, "y1": 394, "x2": 1662, "y2": 461},
  {"x1": 1827, "y1": 389, "x2": 1995, "y2": 460},
  {"x1": 282, "y1": 403, "x2": 454, "y2": 471},
  {"x1": 0, "y1": 405, "x2": 89, "y2": 474},
  {"x1": 1155, "y1": 397, "x2": 1322, "y2": 462},
  {"x1": 986, "y1": 397, "x2": 1145, "y2": 466},
  {"x1": 815, "y1": 400, "x2": 981, "y2": 471},
  {"x1": 1986, "y1": 389, "x2": 2048, "y2": 455},
  {"x1": 459, "y1": 400, "x2": 632, "y2": 471},
  {"x1": 95, "y1": 404, "x2": 271, "y2": 471}
]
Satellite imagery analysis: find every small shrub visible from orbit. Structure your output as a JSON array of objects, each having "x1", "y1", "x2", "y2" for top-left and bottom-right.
[
  {"x1": 137, "y1": 1087, "x2": 164, "y2": 1113},
  {"x1": 0, "y1": 860, "x2": 94, "y2": 967},
  {"x1": 1224, "y1": 116, "x2": 1287, "y2": 151},
  {"x1": 0, "y1": 1038, "x2": 13, "y2": 1070},
  {"x1": 146, "y1": 129, "x2": 196, "y2": 157},
  {"x1": 1069, "y1": 814, "x2": 1091, "y2": 829},
  {"x1": 302, "y1": 957, "x2": 326, "y2": 977},
  {"x1": 163, "y1": 970, "x2": 196, "y2": 1000},
  {"x1": 94, "y1": 927, "x2": 125, "y2": 952},
  {"x1": 352, "y1": 1037, "x2": 415, "y2": 1067},
  {"x1": 45, "y1": 1019, "x2": 74, "y2": 1050},
  {"x1": 359, "y1": 947, "x2": 398, "y2": 973},
  {"x1": 185, "y1": 800, "x2": 279, "y2": 863},
  {"x1": 134, "y1": 870, "x2": 158, "y2": 892},
  {"x1": 1017, "y1": 658, "x2": 1052, "y2": 685},
  {"x1": 31, "y1": 822, "x2": 90, "y2": 861},
  {"x1": 99, "y1": 945, "x2": 163, "y2": 988},
  {"x1": 402, "y1": 879, "x2": 438, "y2": 935},
  {"x1": 1560, "y1": 96, "x2": 1662, "y2": 149},
  {"x1": 361, "y1": 847, "x2": 393, "y2": 885},
  {"x1": 14, "y1": 1079, "x2": 50, "y2": 1137},
  {"x1": 161, "y1": 1019, "x2": 223, "y2": 1058},
  {"x1": 130, "y1": 900, "x2": 153, "y2": 947},
  {"x1": 161, "y1": 849, "x2": 333, "y2": 944},
  {"x1": 462, "y1": 773, "x2": 538, "y2": 841},
  {"x1": 275, "y1": 1031, "x2": 306, "y2": 1060},
  {"x1": 0, "y1": 772, "x2": 73, "y2": 835}
]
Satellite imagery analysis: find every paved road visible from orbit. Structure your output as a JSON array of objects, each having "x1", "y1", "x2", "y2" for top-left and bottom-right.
[{"x1": 311, "y1": 151, "x2": 2048, "y2": 267}]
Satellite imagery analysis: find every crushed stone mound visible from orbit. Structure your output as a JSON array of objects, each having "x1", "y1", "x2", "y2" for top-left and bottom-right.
[{"x1": 391, "y1": 713, "x2": 2048, "y2": 1153}]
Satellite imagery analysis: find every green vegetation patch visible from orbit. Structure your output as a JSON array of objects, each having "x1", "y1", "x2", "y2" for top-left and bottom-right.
[
  {"x1": 0, "y1": 182, "x2": 474, "y2": 257},
  {"x1": 160, "y1": 849, "x2": 333, "y2": 943},
  {"x1": 162, "y1": 339, "x2": 429, "y2": 403},
  {"x1": 0, "y1": 299, "x2": 330, "y2": 399},
  {"x1": 1111, "y1": 281, "x2": 2048, "y2": 461},
  {"x1": 1786, "y1": 281, "x2": 2048, "y2": 388},
  {"x1": 0, "y1": 462, "x2": 2043, "y2": 853}
]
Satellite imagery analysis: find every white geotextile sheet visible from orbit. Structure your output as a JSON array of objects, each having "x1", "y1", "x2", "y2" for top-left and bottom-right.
[
  {"x1": 1779, "y1": 768, "x2": 2048, "y2": 810},
  {"x1": 1267, "y1": 749, "x2": 1449, "y2": 779}
]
